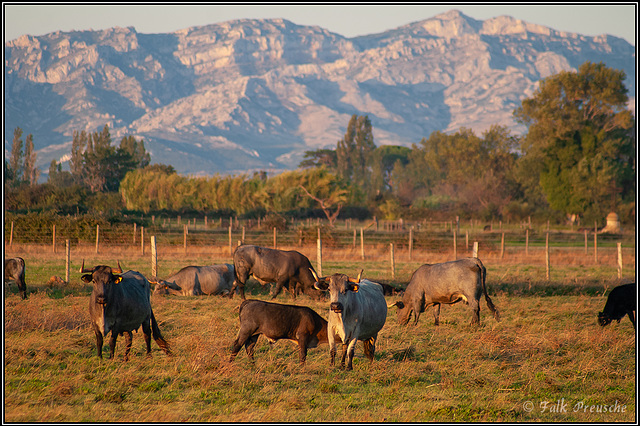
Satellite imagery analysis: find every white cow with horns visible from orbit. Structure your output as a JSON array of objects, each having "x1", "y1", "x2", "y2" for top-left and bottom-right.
[{"x1": 311, "y1": 269, "x2": 387, "y2": 370}]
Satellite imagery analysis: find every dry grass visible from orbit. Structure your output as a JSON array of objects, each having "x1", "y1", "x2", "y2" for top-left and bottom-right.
[{"x1": 3, "y1": 241, "x2": 636, "y2": 422}]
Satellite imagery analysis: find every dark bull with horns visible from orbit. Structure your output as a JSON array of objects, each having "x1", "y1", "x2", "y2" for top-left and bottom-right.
[{"x1": 81, "y1": 260, "x2": 171, "y2": 361}]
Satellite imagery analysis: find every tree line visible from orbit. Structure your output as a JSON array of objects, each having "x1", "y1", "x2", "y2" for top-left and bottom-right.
[{"x1": 4, "y1": 62, "x2": 636, "y2": 226}]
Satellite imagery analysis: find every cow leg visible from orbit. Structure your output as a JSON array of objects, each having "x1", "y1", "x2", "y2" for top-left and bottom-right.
[
  {"x1": 230, "y1": 328, "x2": 251, "y2": 361},
  {"x1": 340, "y1": 342, "x2": 350, "y2": 369},
  {"x1": 270, "y1": 278, "x2": 289, "y2": 299},
  {"x1": 328, "y1": 333, "x2": 337, "y2": 366},
  {"x1": 469, "y1": 299, "x2": 480, "y2": 324},
  {"x1": 362, "y1": 336, "x2": 377, "y2": 363},
  {"x1": 18, "y1": 279, "x2": 27, "y2": 300},
  {"x1": 108, "y1": 332, "x2": 118, "y2": 360},
  {"x1": 345, "y1": 340, "x2": 358, "y2": 371},
  {"x1": 229, "y1": 279, "x2": 246, "y2": 300},
  {"x1": 142, "y1": 320, "x2": 152, "y2": 356},
  {"x1": 244, "y1": 335, "x2": 260, "y2": 361},
  {"x1": 123, "y1": 331, "x2": 133, "y2": 362},
  {"x1": 628, "y1": 311, "x2": 636, "y2": 329},
  {"x1": 93, "y1": 325, "x2": 104, "y2": 359},
  {"x1": 297, "y1": 338, "x2": 309, "y2": 364},
  {"x1": 432, "y1": 303, "x2": 441, "y2": 326}
]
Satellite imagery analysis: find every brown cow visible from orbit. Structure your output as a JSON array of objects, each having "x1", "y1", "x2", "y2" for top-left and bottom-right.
[{"x1": 230, "y1": 299, "x2": 328, "y2": 364}]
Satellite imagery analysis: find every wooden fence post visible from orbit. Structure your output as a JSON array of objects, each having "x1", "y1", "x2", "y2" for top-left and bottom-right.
[
  {"x1": 65, "y1": 240, "x2": 70, "y2": 284},
  {"x1": 452, "y1": 228, "x2": 457, "y2": 260},
  {"x1": 500, "y1": 232, "x2": 505, "y2": 259},
  {"x1": 360, "y1": 228, "x2": 365, "y2": 260},
  {"x1": 151, "y1": 236, "x2": 158, "y2": 278},
  {"x1": 242, "y1": 226, "x2": 246, "y2": 244},
  {"x1": 183, "y1": 224, "x2": 188, "y2": 254},
  {"x1": 52, "y1": 224, "x2": 56, "y2": 253},
  {"x1": 390, "y1": 243, "x2": 395, "y2": 279},
  {"x1": 545, "y1": 232, "x2": 551, "y2": 281},
  {"x1": 472, "y1": 242, "x2": 478, "y2": 258},
  {"x1": 133, "y1": 223, "x2": 137, "y2": 244},
  {"x1": 617, "y1": 242, "x2": 623, "y2": 279},
  {"x1": 409, "y1": 227, "x2": 413, "y2": 261},
  {"x1": 229, "y1": 226, "x2": 233, "y2": 255},
  {"x1": 594, "y1": 222, "x2": 598, "y2": 264},
  {"x1": 584, "y1": 229, "x2": 588, "y2": 254},
  {"x1": 525, "y1": 229, "x2": 529, "y2": 256},
  {"x1": 317, "y1": 236, "x2": 323, "y2": 277},
  {"x1": 95, "y1": 225, "x2": 100, "y2": 254},
  {"x1": 273, "y1": 227, "x2": 277, "y2": 249},
  {"x1": 140, "y1": 227, "x2": 145, "y2": 255}
]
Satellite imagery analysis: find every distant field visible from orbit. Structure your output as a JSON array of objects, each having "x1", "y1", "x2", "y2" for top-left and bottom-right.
[{"x1": 3, "y1": 239, "x2": 636, "y2": 422}]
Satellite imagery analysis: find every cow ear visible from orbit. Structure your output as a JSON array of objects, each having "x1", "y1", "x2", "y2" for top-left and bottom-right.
[
  {"x1": 81, "y1": 274, "x2": 93, "y2": 283},
  {"x1": 350, "y1": 283, "x2": 359, "y2": 293},
  {"x1": 114, "y1": 276, "x2": 123, "y2": 284},
  {"x1": 388, "y1": 301, "x2": 404, "y2": 309}
]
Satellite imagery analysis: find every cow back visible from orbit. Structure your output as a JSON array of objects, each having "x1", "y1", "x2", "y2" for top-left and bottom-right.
[
  {"x1": 406, "y1": 258, "x2": 482, "y2": 302},
  {"x1": 198, "y1": 264, "x2": 235, "y2": 295}
]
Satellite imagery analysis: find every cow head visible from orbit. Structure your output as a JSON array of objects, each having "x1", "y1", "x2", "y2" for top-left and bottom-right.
[
  {"x1": 312, "y1": 269, "x2": 362, "y2": 314},
  {"x1": 388, "y1": 300, "x2": 411, "y2": 325},
  {"x1": 597, "y1": 311, "x2": 614, "y2": 327},
  {"x1": 80, "y1": 260, "x2": 123, "y2": 305},
  {"x1": 149, "y1": 278, "x2": 182, "y2": 295}
]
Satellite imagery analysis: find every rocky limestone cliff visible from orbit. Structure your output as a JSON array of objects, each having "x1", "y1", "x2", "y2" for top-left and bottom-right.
[{"x1": 4, "y1": 10, "x2": 635, "y2": 177}]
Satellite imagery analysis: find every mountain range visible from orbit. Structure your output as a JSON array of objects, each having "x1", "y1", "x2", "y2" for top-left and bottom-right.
[{"x1": 4, "y1": 10, "x2": 635, "y2": 178}]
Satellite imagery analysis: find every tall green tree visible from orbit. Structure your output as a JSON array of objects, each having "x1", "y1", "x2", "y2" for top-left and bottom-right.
[
  {"x1": 22, "y1": 133, "x2": 39, "y2": 185},
  {"x1": 514, "y1": 61, "x2": 635, "y2": 221},
  {"x1": 6, "y1": 127, "x2": 24, "y2": 187},
  {"x1": 336, "y1": 115, "x2": 376, "y2": 191},
  {"x1": 70, "y1": 125, "x2": 151, "y2": 193}
]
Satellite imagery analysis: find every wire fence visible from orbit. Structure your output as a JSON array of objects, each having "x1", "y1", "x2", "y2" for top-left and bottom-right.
[{"x1": 5, "y1": 216, "x2": 635, "y2": 283}]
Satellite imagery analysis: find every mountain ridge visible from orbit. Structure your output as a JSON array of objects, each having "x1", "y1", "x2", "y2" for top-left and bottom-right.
[{"x1": 4, "y1": 10, "x2": 635, "y2": 178}]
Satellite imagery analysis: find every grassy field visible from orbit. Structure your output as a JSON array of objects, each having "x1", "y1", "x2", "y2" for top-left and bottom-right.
[{"x1": 4, "y1": 243, "x2": 636, "y2": 422}]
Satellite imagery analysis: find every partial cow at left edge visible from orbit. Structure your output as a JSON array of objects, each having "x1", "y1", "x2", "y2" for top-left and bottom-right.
[{"x1": 4, "y1": 257, "x2": 27, "y2": 300}]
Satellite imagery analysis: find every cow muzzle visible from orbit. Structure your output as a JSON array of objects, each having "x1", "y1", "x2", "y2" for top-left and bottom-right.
[
  {"x1": 597, "y1": 312, "x2": 611, "y2": 326},
  {"x1": 96, "y1": 296, "x2": 107, "y2": 305},
  {"x1": 330, "y1": 302, "x2": 343, "y2": 313}
]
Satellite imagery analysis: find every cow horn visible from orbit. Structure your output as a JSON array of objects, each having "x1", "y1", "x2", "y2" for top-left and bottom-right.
[
  {"x1": 79, "y1": 259, "x2": 94, "y2": 273},
  {"x1": 349, "y1": 269, "x2": 363, "y2": 283},
  {"x1": 112, "y1": 260, "x2": 123, "y2": 274},
  {"x1": 310, "y1": 268, "x2": 320, "y2": 282}
]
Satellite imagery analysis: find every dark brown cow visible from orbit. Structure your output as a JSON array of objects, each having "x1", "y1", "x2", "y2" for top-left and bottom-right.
[
  {"x1": 81, "y1": 260, "x2": 171, "y2": 361},
  {"x1": 230, "y1": 245, "x2": 322, "y2": 300},
  {"x1": 4, "y1": 257, "x2": 27, "y2": 299},
  {"x1": 230, "y1": 299, "x2": 328, "y2": 364},
  {"x1": 598, "y1": 283, "x2": 636, "y2": 329}
]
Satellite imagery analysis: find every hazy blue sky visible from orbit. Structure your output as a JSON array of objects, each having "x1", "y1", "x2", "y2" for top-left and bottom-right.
[{"x1": 3, "y1": 4, "x2": 636, "y2": 45}]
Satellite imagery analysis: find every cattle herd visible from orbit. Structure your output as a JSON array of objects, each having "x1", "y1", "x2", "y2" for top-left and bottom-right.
[{"x1": 3, "y1": 244, "x2": 636, "y2": 367}]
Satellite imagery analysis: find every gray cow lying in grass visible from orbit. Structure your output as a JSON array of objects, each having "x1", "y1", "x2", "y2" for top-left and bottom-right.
[{"x1": 152, "y1": 264, "x2": 235, "y2": 296}]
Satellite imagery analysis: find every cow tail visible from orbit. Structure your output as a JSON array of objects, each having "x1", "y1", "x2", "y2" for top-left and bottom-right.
[
  {"x1": 150, "y1": 310, "x2": 171, "y2": 355},
  {"x1": 478, "y1": 259, "x2": 500, "y2": 322}
]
